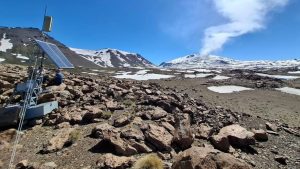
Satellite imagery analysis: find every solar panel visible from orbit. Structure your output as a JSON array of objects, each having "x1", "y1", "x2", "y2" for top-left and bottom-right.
[{"x1": 35, "y1": 39, "x2": 74, "y2": 68}]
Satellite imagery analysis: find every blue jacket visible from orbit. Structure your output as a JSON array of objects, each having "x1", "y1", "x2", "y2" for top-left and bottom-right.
[{"x1": 54, "y1": 72, "x2": 64, "y2": 85}]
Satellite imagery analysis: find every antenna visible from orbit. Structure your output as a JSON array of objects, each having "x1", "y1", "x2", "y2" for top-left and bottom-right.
[{"x1": 41, "y1": 5, "x2": 47, "y2": 32}]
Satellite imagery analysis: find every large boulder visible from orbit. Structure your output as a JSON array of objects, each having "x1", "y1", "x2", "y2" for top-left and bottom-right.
[
  {"x1": 194, "y1": 123, "x2": 213, "y2": 140},
  {"x1": 112, "y1": 114, "x2": 132, "y2": 127},
  {"x1": 211, "y1": 124, "x2": 255, "y2": 152},
  {"x1": 172, "y1": 146, "x2": 252, "y2": 169},
  {"x1": 139, "y1": 107, "x2": 168, "y2": 120},
  {"x1": 172, "y1": 114, "x2": 194, "y2": 150},
  {"x1": 92, "y1": 123, "x2": 138, "y2": 156},
  {"x1": 46, "y1": 83, "x2": 66, "y2": 92},
  {"x1": 144, "y1": 123, "x2": 173, "y2": 151},
  {"x1": 252, "y1": 129, "x2": 268, "y2": 141},
  {"x1": 120, "y1": 127, "x2": 145, "y2": 141},
  {"x1": 82, "y1": 109, "x2": 103, "y2": 123},
  {"x1": 96, "y1": 153, "x2": 135, "y2": 169},
  {"x1": 106, "y1": 100, "x2": 123, "y2": 111},
  {"x1": 109, "y1": 134, "x2": 138, "y2": 156},
  {"x1": 42, "y1": 128, "x2": 74, "y2": 153},
  {"x1": 0, "y1": 79, "x2": 13, "y2": 88},
  {"x1": 92, "y1": 123, "x2": 117, "y2": 139},
  {"x1": 0, "y1": 128, "x2": 16, "y2": 142}
]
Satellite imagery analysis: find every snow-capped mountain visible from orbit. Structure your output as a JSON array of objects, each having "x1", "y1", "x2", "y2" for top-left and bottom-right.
[
  {"x1": 70, "y1": 47, "x2": 155, "y2": 68},
  {"x1": 160, "y1": 54, "x2": 300, "y2": 70}
]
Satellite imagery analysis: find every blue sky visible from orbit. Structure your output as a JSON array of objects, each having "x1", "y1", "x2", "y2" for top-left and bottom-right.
[{"x1": 0, "y1": 0, "x2": 299, "y2": 65}]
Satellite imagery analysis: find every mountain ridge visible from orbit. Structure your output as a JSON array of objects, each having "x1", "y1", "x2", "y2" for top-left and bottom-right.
[
  {"x1": 160, "y1": 54, "x2": 300, "y2": 69},
  {"x1": 70, "y1": 47, "x2": 155, "y2": 68}
]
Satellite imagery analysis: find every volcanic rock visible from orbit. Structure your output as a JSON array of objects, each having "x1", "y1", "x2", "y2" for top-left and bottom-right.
[
  {"x1": 252, "y1": 129, "x2": 268, "y2": 141},
  {"x1": 96, "y1": 153, "x2": 135, "y2": 169},
  {"x1": 120, "y1": 127, "x2": 145, "y2": 141},
  {"x1": 274, "y1": 155, "x2": 288, "y2": 165},
  {"x1": 92, "y1": 123, "x2": 117, "y2": 139},
  {"x1": 172, "y1": 114, "x2": 194, "y2": 150},
  {"x1": 194, "y1": 123, "x2": 213, "y2": 139},
  {"x1": 172, "y1": 146, "x2": 252, "y2": 169},
  {"x1": 42, "y1": 128, "x2": 74, "y2": 153},
  {"x1": 266, "y1": 122, "x2": 278, "y2": 132},
  {"x1": 211, "y1": 124, "x2": 255, "y2": 152},
  {"x1": 0, "y1": 128, "x2": 16, "y2": 142},
  {"x1": 144, "y1": 123, "x2": 173, "y2": 151}
]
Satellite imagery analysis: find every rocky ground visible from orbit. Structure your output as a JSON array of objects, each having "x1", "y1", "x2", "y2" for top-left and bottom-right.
[
  {"x1": 155, "y1": 74, "x2": 300, "y2": 127},
  {"x1": 0, "y1": 64, "x2": 299, "y2": 169}
]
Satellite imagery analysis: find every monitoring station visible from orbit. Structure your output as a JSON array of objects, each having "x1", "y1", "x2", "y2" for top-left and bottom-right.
[{"x1": 0, "y1": 14, "x2": 74, "y2": 128}]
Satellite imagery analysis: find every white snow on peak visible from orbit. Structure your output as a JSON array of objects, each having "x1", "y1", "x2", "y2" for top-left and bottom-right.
[
  {"x1": 100, "y1": 48, "x2": 133, "y2": 55},
  {"x1": 69, "y1": 47, "x2": 99, "y2": 57},
  {"x1": 208, "y1": 85, "x2": 253, "y2": 93},
  {"x1": 0, "y1": 33, "x2": 13, "y2": 52}
]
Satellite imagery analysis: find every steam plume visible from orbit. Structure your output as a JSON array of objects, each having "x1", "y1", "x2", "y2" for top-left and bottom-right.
[{"x1": 200, "y1": 0, "x2": 289, "y2": 55}]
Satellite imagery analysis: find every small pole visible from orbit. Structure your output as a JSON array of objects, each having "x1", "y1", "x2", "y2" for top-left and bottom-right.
[{"x1": 40, "y1": 5, "x2": 47, "y2": 70}]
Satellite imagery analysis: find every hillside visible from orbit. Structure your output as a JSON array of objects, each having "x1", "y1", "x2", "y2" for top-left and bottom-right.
[{"x1": 0, "y1": 64, "x2": 299, "y2": 168}]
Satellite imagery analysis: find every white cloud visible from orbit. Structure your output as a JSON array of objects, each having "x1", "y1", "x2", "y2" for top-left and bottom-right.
[{"x1": 200, "y1": 0, "x2": 289, "y2": 55}]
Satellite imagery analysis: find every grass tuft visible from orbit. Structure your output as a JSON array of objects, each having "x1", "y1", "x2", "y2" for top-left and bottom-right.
[
  {"x1": 101, "y1": 111, "x2": 113, "y2": 119},
  {"x1": 133, "y1": 154, "x2": 164, "y2": 169},
  {"x1": 68, "y1": 129, "x2": 81, "y2": 144}
]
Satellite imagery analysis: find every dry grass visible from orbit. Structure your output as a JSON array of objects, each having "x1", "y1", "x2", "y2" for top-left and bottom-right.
[
  {"x1": 133, "y1": 154, "x2": 164, "y2": 169},
  {"x1": 68, "y1": 129, "x2": 81, "y2": 144},
  {"x1": 101, "y1": 111, "x2": 113, "y2": 119}
]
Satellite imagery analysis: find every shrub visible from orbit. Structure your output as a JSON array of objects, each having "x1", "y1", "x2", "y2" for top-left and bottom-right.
[
  {"x1": 123, "y1": 99, "x2": 136, "y2": 108},
  {"x1": 68, "y1": 129, "x2": 81, "y2": 144},
  {"x1": 133, "y1": 154, "x2": 164, "y2": 169},
  {"x1": 101, "y1": 111, "x2": 113, "y2": 119}
]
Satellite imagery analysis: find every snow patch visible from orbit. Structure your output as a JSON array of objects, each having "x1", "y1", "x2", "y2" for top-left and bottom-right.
[
  {"x1": 0, "y1": 58, "x2": 5, "y2": 62},
  {"x1": 193, "y1": 69, "x2": 212, "y2": 73},
  {"x1": 113, "y1": 71, "x2": 174, "y2": 81},
  {"x1": 136, "y1": 70, "x2": 150, "y2": 75},
  {"x1": 256, "y1": 73, "x2": 300, "y2": 80},
  {"x1": 208, "y1": 85, "x2": 253, "y2": 93},
  {"x1": 87, "y1": 72, "x2": 98, "y2": 75},
  {"x1": 16, "y1": 54, "x2": 29, "y2": 60},
  {"x1": 276, "y1": 87, "x2": 300, "y2": 96},
  {"x1": 159, "y1": 68, "x2": 172, "y2": 72},
  {"x1": 184, "y1": 73, "x2": 213, "y2": 78},
  {"x1": 82, "y1": 72, "x2": 98, "y2": 75},
  {"x1": 288, "y1": 71, "x2": 300, "y2": 74},
  {"x1": 212, "y1": 75, "x2": 231, "y2": 80},
  {"x1": 70, "y1": 47, "x2": 98, "y2": 56},
  {"x1": 0, "y1": 33, "x2": 13, "y2": 52}
]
